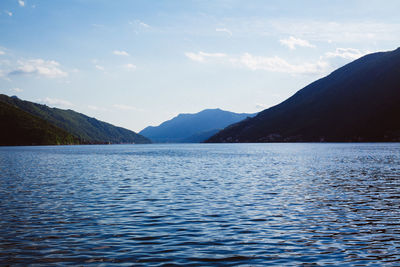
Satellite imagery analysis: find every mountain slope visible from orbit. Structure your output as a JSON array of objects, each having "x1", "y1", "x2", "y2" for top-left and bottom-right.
[
  {"x1": 0, "y1": 101, "x2": 80, "y2": 146},
  {"x1": 140, "y1": 109, "x2": 256, "y2": 143},
  {"x1": 206, "y1": 48, "x2": 400, "y2": 143},
  {"x1": 0, "y1": 95, "x2": 151, "y2": 144}
]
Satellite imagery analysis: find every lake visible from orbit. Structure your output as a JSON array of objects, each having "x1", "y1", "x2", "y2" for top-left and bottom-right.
[{"x1": 1, "y1": 143, "x2": 400, "y2": 266}]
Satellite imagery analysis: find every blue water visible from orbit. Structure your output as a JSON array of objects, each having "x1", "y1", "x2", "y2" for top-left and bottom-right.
[{"x1": 1, "y1": 143, "x2": 400, "y2": 266}]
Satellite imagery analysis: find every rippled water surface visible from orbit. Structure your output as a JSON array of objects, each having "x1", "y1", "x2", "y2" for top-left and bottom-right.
[{"x1": 1, "y1": 143, "x2": 400, "y2": 266}]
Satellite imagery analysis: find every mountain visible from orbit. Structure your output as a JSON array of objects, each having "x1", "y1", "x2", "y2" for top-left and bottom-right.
[
  {"x1": 140, "y1": 109, "x2": 256, "y2": 143},
  {"x1": 0, "y1": 101, "x2": 80, "y2": 146},
  {"x1": 0, "y1": 94, "x2": 151, "y2": 144},
  {"x1": 206, "y1": 48, "x2": 400, "y2": 143}
]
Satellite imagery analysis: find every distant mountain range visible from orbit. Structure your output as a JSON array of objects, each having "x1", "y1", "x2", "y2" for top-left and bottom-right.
[
  {"x1": 140, "y1": 109, "x2": 256, "y2": 143},
  {"x1": 206, "y1": 47, "x2": 400, "y2": 143},
  {"x1": 0, "y1": 94, "x2": 151, "y2": 145}
]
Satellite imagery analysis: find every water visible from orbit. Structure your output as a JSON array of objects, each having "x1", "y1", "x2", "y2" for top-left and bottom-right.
[{"x1": 1, "y1": 143, "x2": 400, "y2": 266}]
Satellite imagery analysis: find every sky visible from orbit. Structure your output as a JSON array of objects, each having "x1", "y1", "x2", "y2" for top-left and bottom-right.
[{"x1": 1, "y1": 0, "x2": 400, "y2": 132}]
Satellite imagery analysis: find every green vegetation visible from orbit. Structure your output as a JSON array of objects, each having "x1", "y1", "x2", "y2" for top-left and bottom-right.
[
  {"x1": 0, "y1": 94, "x2": 151, "y2": 145},
  {"x1": 0, "y1": 101, "x2": 80, "y2": 146}
]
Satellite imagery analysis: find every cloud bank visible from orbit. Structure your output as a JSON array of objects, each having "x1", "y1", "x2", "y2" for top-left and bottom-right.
[
  {"x1": 325, "y1": 48, "x2": 369, "y2": 60},
  {"x1": 239, "y1": 53, "x2": 327, "y2": 74},
  {"x1": 9, "y1": 59, "x2": 68, "y2": 78},
  {"x1": 185, "y1": 51, "x2": 328, "y2": 74},
  {"x1": 113, "y1": 50, "x2": 130, "y2": 56},
  {"x1": 280, "y1": 36, "x2": 315, "y2": 50},
  {"x1": 185, "y1": 51, "x2": 227, "y2": 63}
]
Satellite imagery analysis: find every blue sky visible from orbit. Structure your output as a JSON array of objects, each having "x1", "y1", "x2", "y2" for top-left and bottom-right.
[{"x1": 1, "y1": 0, "x2": 399, "y2": 132}]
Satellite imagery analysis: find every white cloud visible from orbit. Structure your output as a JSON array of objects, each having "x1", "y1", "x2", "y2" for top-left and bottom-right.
[
  {"x1": 38, "y1": 97, "x2": 73, "y2": 108},
  {"x1": 113, "y1": 104, "x2": 142, "y2": 111},
  {"x1": 216, "y1": 28, "x2": 232, "y2": 36},
  {"x1": 123, "y1": 63, "x2": 137, "y2": 71},
  {"x1": 271, "y1": 20, "x2": 400, "y2": 43},
  {"x1": 95, "y1": 65, "x2": 105, "y2": 71},
  {"x1": 239, "y1": 53, "x2": 327, "y2": 74},
  {"x1": 280, "y1": 36, "x2": 315, "y2": 50},
  {"x1": 0, "y1": 51, "x2": 4, "y2": 55},
  {"x1": 241, "y1": 54, "x2": 329, "y2": 75},
  {"x1": 5, "y1": 11, "x2": 13, "y2": 16},
  {"x1": 139, "y1": 21, "x2": 150, "y2": 28},
  {"x1": 129, "y1": 20, "x2": 151, "y2": 33},
  {"x1": 11, "y1": 87, "x2": 23, "y2": 93},
  {"x1": 185, "y1": 50, "x2": 329, "y2": 75},
  {"x1": 325, "y1": 48, "x2": 368, "y2": 60},
  {"x1": 113, "y1": 50, "x2": 130, "y2": 56},
  {"x1": 185, "y1": 51, "x2": 227, "y2": 63},
  {"x1": 9, "y1": 59, "x2": 68, "y2": 78},
  {"x1": 18, "y1": 0, "x2": 25, "y2": 7}
]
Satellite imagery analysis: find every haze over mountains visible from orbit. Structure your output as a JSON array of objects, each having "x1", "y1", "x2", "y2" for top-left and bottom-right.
[
  {"x1": 140, "y1": 109, "x2": 256, "y2": 143},
  {"x1": 0, "y1": 94, "x2": 150, "y2": 145},
  {"x1": 207, "y1": 48, "x2": 400, "y2": 143}
]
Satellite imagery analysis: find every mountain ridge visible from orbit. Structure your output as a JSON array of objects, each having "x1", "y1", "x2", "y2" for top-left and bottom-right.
[
  {"x1": 0, "y1": 101, "x2": 80, "y2": 146},
  {"x1": 206, "y1": 48, "x2": 400, "y2": 143},
  {"x1": 140, "y1": 108, "x2": 257, "y2": 143},
  {"x1": 0, "y1": 94, "x2": 151, "y2": 145}
]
